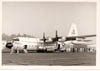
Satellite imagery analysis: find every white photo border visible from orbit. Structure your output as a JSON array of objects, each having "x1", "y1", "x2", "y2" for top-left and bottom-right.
[{"x1": 0, "y1": 0, "x2": 100, "y2": 70}]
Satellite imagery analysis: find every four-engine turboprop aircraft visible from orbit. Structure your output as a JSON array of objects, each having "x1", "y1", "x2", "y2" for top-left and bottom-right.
[
  {"x1": 5, "y1": 23, "x2": 96, "y2": 53},
  {"x1": 36, "y1": 23, "x2": 96, "y2": 52},
  {"x1": 5, "y1": 37, "x2": 44, "y2": 54},
  {"x1": 41, "y1": 23, "x2": 96, "y2": 46}
]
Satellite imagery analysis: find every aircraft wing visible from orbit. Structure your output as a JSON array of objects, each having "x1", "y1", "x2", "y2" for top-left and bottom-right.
[
  {"x1": 41, "y1": 36, "x2": 62, "y2": 42},
  {"x1": 65, "y1": 34, "x2": 96, "y2": 41},
  {"x1": 51, "y1": 37, "x2": 62, "y2": 42},
  {"x1": 67, "y1": 34, "x2": 96, "y2": 38},
  {"x1": 42, "y1": 34, "x2": 96, "y2": 42}
]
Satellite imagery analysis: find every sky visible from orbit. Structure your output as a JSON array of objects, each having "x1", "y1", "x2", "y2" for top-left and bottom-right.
[{"x1": 2, "y1": 2, "x2": 96, "y2": 38}]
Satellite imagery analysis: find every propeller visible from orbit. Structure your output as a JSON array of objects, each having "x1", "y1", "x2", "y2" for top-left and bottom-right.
[
  {"x1": 43, "y1": 32, "x2": 46, "y2": 43},
  {"x1": 40, "y1": 32, "x2": 47, "y2": 43},
  {"x1": 41, "y1": 30, "x2": 61, "y2": 43},
  {"x1": 55, "y1": 30, "x2": 59, "y2": 41},
  {"x1": 52, "y1": 30, "x2": 61, "y2": 42}
]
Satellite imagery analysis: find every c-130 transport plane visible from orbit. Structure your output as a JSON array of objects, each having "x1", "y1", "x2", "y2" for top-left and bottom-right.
[{"x1": 4, "y1": 23, "x2": 96, "y2": 54}]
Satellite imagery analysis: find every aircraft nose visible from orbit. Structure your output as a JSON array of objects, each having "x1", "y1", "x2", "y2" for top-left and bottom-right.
[{"x1": 6, "y1": 42, "x2": 13, "y2": 49}]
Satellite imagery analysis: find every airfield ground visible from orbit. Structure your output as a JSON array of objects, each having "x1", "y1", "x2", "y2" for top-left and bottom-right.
[{"x1": 2, "y1": 52, "x2": 96, "y2": 66}]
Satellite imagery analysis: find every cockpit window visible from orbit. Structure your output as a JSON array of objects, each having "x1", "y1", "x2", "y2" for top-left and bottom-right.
[{"x1": 13, "y1": 38, "x2": 19, "y2": 41}]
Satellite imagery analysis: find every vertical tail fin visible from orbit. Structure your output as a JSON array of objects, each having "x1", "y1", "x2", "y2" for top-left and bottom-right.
[{"x1": 68, "y1": 23, "x2": 78, "y2": 37}]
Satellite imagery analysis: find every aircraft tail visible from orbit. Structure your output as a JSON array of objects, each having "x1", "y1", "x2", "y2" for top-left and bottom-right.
[{"x1": 68, "y1": 23, "x2": 78, "y2": 37}]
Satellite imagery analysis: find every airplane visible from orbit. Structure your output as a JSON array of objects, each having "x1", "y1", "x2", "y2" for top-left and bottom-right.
[
  {"x1": 5, "y1": 37, "x2": 44, "y2": 54},
  {"x1": 39, "y1": 23, "x2": 96, "y2": 52},
  {"x1": 41, "y1": 23, "x2": 95, "y2": 43},
  {"x1": 4, "y1": 23, "x2": 96, "y2": 53},
  {"x1": 63, "y1": 23, "x2": 96, "y2": 45}
]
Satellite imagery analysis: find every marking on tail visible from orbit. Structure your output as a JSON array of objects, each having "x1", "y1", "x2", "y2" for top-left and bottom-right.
[{"x1": 68, "y1": 23, "x2": 78, "y2": 37}]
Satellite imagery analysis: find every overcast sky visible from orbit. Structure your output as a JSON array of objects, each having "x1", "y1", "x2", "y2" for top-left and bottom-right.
[{"x1": 2, "y1": 2, "x2": 96, "y2": 38}]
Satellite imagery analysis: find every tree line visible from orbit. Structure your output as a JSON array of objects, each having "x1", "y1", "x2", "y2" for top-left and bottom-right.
[{"x1": 2, "y1": 33, "x2": 35, "y2": 41}]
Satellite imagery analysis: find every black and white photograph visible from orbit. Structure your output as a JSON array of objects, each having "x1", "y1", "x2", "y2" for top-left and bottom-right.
[{"x1": 2, "y1": 1, "x2": 96, "y2": 66}]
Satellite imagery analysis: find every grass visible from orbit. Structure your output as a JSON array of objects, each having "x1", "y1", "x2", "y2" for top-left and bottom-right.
[{"x1": 2, "y1": 52, "x2": 96, "y2": 66}]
